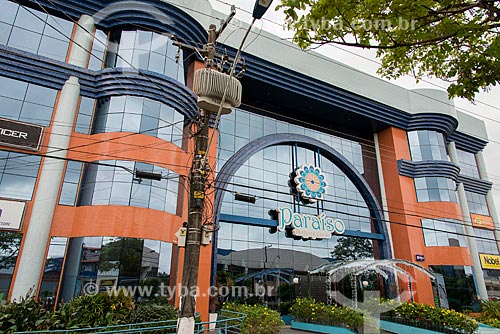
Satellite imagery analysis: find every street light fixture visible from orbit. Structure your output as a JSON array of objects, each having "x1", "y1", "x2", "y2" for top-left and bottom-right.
[{"x1": 253, "y1": 0, "x2": 274, "y2": 19}]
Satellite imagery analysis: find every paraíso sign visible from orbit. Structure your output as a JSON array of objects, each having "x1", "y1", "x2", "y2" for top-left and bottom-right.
[{"x1": 277, "y1": 207, "x2": 345, "y2": 240}]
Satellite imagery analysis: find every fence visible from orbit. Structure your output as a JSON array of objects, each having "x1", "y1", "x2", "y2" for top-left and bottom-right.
[{"x1": 14, "y1": 309, "x2": 246, "y2": 334}]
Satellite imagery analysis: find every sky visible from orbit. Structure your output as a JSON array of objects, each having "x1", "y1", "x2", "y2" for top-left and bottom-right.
[{"x1": 207, "y1": 0, "x2": 500, "y2": 220}]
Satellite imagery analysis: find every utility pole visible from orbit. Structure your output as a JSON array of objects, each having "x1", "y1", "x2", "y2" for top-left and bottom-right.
[
  {"x1": 177, "y1": 23, "x2": 215, "y2": 332},
  {"x1": 176, "y1": 2, "x2": 274, "y2": 333}
]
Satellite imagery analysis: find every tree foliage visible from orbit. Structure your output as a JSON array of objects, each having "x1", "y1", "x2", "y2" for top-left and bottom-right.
[
  {"x1": 331, "y1": 237, "x2": 373, "y2": 261},
  {"x1": 278, "y1": 0, "x2": 500, "y2": 100},
  {"x1": 0, "y1": 232, "x2": 22, "y2": 271}
]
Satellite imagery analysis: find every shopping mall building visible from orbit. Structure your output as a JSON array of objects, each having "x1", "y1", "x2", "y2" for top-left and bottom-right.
[{"x1": 0, "y1": 0, "x2": 499, "y2": 319}]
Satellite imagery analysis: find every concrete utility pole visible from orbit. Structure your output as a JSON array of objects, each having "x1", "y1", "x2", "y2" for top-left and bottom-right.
[
  {"x1": 176, "y1": 25, "x2": 216, "y2": 333},
  {"x1": 176, "y1": 2, "x2": 273, "y2": 332}
]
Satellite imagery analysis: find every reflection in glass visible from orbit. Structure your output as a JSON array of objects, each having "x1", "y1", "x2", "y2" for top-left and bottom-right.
[
  {"x1": 78, "y1": 160, "x2": 179, "y2": 214},
  {"x1": 0, "y1": 0, "x2": 72, "y2": 62},
  {"x1": 39, "y1": 237, "x2": 67, "y2": 307},
  {"x1": 59, "y1": 237, "x2": 175, "y2": 302},
  {"x1": 0, "y1": 231, "x2": 22, "y2": 301}
]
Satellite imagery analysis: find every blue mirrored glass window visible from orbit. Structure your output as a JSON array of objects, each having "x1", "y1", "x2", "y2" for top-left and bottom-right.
[
  {"x1": 408, "y1": 130, "x2": 448, "y2": 161},
  {"x1": 474, "y1": 228, "x2": 499, "y2": 255},
  {"x1": 466, "y1": 191, "x2": 490, "y2": 216},
  {"x1": 422, "y1": 218, "x2": 467, "y2": 247},
  {"x1": 78, "y1": 160, "x2": 179, "y2": 214},
  {"x1": 456, "y1": 149, "x2": 480, "y2": 178},
  {"x1": 0, "y1": 0, "x2": 72, "y2": 62},
  {"x1": 414, "y1": 177, "x2": 457, "y2": 203},
  {"x1": 92, "y1": 96, "x2": 184, "y2": 146},
  {"x1": 0, "y1": 150, "x2": 41, "y2": 200},
  {"x1": 0, "y1": 76, "x2": 57, "y2": 126}
]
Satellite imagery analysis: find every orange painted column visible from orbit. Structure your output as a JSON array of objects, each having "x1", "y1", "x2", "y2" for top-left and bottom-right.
[{"x1": 377, "y1": 127, "x2": 470, "y2": 306}]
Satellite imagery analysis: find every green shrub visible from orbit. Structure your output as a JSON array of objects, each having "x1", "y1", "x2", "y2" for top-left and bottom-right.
[
  {"x1": 391, "y1": 302, "x2": 478, "y2": 334},
  {"x1": 0, "y1": 295, "x2": 54, "y2": 333},
  {"x1": 289, "y1": 297, "x2": 364, "y2": 332},
  {"x1": 130, "y1": 302, "x2": 178, "y2": 323},
  {"x1": 54, "y1": 291, "x2": 134, "y2": 328},
  {"x1": 479, "y1": 300, "x2": 500, "y2": 328},
  {"x1": 223, "y1": 302, "x2": 284, "y2": 334}
]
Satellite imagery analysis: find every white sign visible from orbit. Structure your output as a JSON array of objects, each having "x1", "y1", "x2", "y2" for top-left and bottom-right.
[
  {"x1": 0, "y1": 199, "x2": 26, "y2": 231},
  {"x1": 277, "y1": 207, "x2": 345, "y2": 240}
]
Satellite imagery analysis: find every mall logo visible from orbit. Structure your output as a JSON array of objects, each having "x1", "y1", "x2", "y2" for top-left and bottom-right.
[{"x1": 276, "y1": 207, "x2": 345, "y2": 239}]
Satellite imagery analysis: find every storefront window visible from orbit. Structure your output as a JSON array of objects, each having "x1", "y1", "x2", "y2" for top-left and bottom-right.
[
  {"x1": 408, "y1": 130, "x2": 448, "y2": 161},
  {"x1": 456, "y1": 149, "x2": 480, "y2": 178},
  {"x1": 59, "y1": 237, "x2": 174, "y2": 302},
  {"x1": 0, "y1": 0, "x2": 73, "y2": 62},
  {"x1": 0, "y1": 231, "x2": 22, "y2": 301},
  {"x1": 421, "y1": 219, "x2": 467, "y2": 247},
  {"x1": 414, "y1": 177, "x2": 457, "y2": 202},
  {"x1": 39, "y1": 237, "x2": 67, "y2": 307},
  {"x1": 430, "y1": 265, "x2": 475, "y2": 311},
  {"x1": 78, "y1": 160, "x2": 179, "y2": 214}
]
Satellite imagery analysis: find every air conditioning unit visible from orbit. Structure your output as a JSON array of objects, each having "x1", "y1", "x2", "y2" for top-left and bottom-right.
[{"x1": 192, "y1": 68, "x2": 242, "y2": 114}]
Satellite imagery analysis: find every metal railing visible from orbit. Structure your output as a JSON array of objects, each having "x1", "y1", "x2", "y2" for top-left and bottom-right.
[{"x1": 14, "y1": 309, "x2": 246, "y2": 334}]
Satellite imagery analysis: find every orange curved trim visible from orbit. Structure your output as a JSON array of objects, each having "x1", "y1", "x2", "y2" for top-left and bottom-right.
[
  {"x1": 67, "y1": 132, "x2": 191, "y2": 176},
  {"x1": 51, "y1": 205, "x2": 184, "y2": 243}
]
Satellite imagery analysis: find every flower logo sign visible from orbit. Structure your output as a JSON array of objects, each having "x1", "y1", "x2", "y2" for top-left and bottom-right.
[{"x1": 294, "y1": 165, "x2": 328, "y2": 203}]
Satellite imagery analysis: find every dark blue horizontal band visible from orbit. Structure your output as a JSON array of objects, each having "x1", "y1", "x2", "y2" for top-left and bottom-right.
[
  {"x1": 457, "y1": 175, "x2": 492, "y2": 195},
  {"x1": 22, "y1": 0, "x2": 207, "y2": 45},
  {"x1": 397, "y1": 159, "x2": 461, "y2": 181},
  {"x1": 219, "y1": 214, "x2": 385, "y2": 241},
  {"x1": 0, "y1": 45, "x2": 198, "y2": 121},
  {"x1": 9, "y1": 0, "x2": 489, "y2": 153}
]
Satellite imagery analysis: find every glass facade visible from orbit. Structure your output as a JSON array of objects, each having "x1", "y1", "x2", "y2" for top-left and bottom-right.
[
  {"x1": 39, "y1": 237, "x2": 67, "y2": 306},
  {"x1": 414, "y1": 177, "x2": 457, "y2": 202},
  {"x1": 466, "y1": 191, "x2": 490, "y2": 216},
  {"x1": 107, "y1": 30, "x2": 184, "y2": 82},
  {"x1": 88, "y1": 29, "x2": 107, "y2": 71},
  {"x1": 475, "y1": 228, "x2": 499, "y2": 255},
  {"x1": 92, "y1": 96, "x2": 184, "y2": 146},
  {"x1": 0, "y1": 76, "x2": 57, "y2": 127},
  {"x1": 408, "y1": 130, "x2": 448, "y2": 161},
  {"x1": 59, "y1": 161, "x2": 83, "y2": 206},
  {"x1": 456, "y1": 149, "x2": 480, "y2": 178},
  {"x1": 75, "y1": 97, "x2": 96, "y2": 134},
  {"x1": 421, "y1": 219, "x2": 467, "y2": 247},
  {"x1": 78, "y1": 160, "x2": 179, "y2": 214},
  {"x1": 0, "y1": 0, "x2": 73, "y2": 62},
  {"x1": 218, "y1": 108, "x2": 371, "y2": 232},
  {"x1": 216, "y1": 108, "x2": 377, "y2": 307},
  {"x1": 58, "y1": 237, "x2": 174, "y2": 301},
  {"x1": 0, "y1": 150, "x2": 41, "y2": 200}
]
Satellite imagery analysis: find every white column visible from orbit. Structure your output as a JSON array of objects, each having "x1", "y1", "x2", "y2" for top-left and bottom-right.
[
  {"x1": 67, "y1": 15, "x2": 95, "y2": 68},
  {"x1": 374, "y1": 133, "x2": 394, "y2": 257},
  {"x1": 475, "y1": 151, "x2": 500, "y2": 252},
  {"x1": 10, "y1": 15, "x2": 94, "y2": 301},
  {"x1": 448, "y1": 142, "x2": 488, "y2": 300}
]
